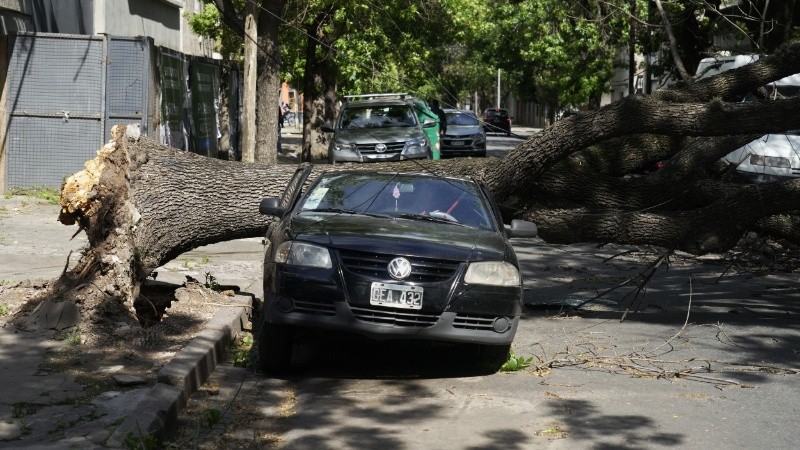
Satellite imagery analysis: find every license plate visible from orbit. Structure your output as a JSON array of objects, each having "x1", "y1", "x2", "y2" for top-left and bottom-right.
[
  {"x1": 370, "y1": 282, "x2": 423, "y2": 310},
  {"x1": 451, "y1": 140, "x2": 464, "y2": 146}
]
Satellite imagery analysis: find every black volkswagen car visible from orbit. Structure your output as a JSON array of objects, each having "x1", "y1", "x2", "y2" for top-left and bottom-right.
[{"x1": 258, "y1": 165, "x2": 537, "y2": 373}]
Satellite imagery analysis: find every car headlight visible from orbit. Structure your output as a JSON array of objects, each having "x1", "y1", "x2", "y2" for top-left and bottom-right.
[
  {"x1": 275, "y1": 241, "x2": 332, "y2": 269},
  {"x1": 406, "y1": 137, "x2": 427, "y2": 150},
  {"x1": 473, "y1": 133, "x2": 486, "y2": 143},
  {"x1": 464, "y1": 261, "x2": 520, "y2": 286},
  {"x1": 749, "y1": 154, "x2": 790, "y2": 168},
  {"x1": 333, "y1": 142, "x2": 355, "y2": 152}
]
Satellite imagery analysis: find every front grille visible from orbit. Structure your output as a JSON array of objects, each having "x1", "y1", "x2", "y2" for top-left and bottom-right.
[
  {"x1": 355, "y1": 142, "x2": 405, "y2": 155},
  {"x1": 453, "y1": 314, "x2": 497, "y2": 331},
  {"x1": 351, "y1": 305, "x2": 439, "y2": 327},
  {"x1": 339, "y1": 249, "x2": 460, "y2": 282},
  {"x1": 292, "y1": 299, "x2": 336, "y2": 316}
]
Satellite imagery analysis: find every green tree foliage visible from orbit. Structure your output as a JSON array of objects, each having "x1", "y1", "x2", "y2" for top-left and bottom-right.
[
  {"x1": 641, "y1": 0, "x2": 800, "y2": 80},
  {"x1": 477, "y1": 0, "x2": 632, "y2": 112},
  {"x1": 186, "y1": 0, "x2": 800, "y2": 122},
  {"x1": 185, "y1": 2, "x2": 244, "y2": 60}
]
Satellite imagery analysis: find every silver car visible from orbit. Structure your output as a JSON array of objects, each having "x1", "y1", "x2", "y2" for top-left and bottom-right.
[
  {"x1": 440, "y1": 109, "x2": 487, "y2": 157},
  {"x1": 322, "y1": 97, "x2": 435, "y2": 164}
]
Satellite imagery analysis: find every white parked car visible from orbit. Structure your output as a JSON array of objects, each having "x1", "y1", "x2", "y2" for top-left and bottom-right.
[{"x1": 697, "y1": 55, "x2": 800, "y2": 182}]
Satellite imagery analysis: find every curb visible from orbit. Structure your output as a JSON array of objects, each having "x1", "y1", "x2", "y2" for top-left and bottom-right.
[{"x1": 106, "y1": 295, "x2": 252, "y2": 447}]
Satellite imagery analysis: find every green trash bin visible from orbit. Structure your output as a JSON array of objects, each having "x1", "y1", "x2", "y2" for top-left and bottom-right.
[{"x1": 411, "y1": 99, "x2": 441, "y2": 160}]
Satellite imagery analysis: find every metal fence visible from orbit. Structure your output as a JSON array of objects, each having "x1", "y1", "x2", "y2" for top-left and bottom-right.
[{"x1": 1, "y1": 32, "x2": 240, "y2": 191}]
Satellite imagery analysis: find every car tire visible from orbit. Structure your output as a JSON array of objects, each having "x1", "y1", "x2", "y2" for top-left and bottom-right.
[
  {"x1": 258, "y1": 319, "x2": 295, "y2": 374},
  {"x1": 476, "y1": 148, "x2": 486, "y2": 157},
  {"x1": 478, "y1": 344, "x2": 511, "y2": 372},
  {"x1": 328, "y1": 151, "x2": 335, "y2": 165}
]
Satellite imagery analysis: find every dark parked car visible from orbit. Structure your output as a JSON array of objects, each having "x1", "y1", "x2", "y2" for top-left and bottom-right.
[
  {"x1": 440, "y1": 109, "x2": 487, "y2": 157},
  {"x1": 257, "y1": 165, "x2": 538, "y2": 373},
  {"x1": 482, "y1": 108, "x2": 512, "y2": 135}
]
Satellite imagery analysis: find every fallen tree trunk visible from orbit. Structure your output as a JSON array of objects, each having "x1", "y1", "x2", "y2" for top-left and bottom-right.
[{"x1": 16, "y1": 42, "x2": 800, "y2": 326}]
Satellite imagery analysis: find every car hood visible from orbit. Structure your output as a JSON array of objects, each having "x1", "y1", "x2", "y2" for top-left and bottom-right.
[
  {"x1": 446, "y1": 125, "x2": 483, "y2": 137},
  {"x1": 335, "y1": 127, "x2": 424, "y2": 144},
  {"x1": 289, "y1": 213, "x2": 511, "y2": 262}
]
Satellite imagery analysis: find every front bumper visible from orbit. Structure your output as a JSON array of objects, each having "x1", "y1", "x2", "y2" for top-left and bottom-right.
[
  {"x1": 331, "y1": 144, "x2": 431, "y2": 163},
  {"x1": 263, "y1": 263, "x2": 522, "y2": 346},
  {"x1": 266, "y1": 299, "x2": 519, "y2": 345}
]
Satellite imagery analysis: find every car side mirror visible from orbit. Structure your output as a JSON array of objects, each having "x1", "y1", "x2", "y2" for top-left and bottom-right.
[
  {"x1": 321, "y1": 124, "x2": 334, "y2": 133},
  {"x1": 259, "y1": 198, "x2": 286, "y2": 217},
  {"x1": 506, "y1": 219, "x2": 537, "y2": 238},
  {"x1": 422, "y1": 118, "x2": 437, "y2": 128}
]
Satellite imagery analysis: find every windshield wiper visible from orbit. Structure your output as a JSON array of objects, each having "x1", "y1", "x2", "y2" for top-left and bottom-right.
[
  {"x1": 398, "y1": 213, "x2": 466, "y2": 226},
  {"x1": 305, "y1": 207, "x2": 358, "y2": 214}
]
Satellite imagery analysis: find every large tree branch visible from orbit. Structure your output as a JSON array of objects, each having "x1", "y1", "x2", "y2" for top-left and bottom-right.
[
  {"x1": 485, "y1": 95, "x2": 800, "y2": 201},
  {"x1": 529, "y1": 135, "x2": 761, "y2": 211},
  {"x1": 653, "y1": 0, "x2": 691, "y2": 80},
  {"x1": 523, "y1": 178, "x2": 800, "y2": 254},
  {"x1": 657, "y1": 40, "x2": 800, "y2": 102}
]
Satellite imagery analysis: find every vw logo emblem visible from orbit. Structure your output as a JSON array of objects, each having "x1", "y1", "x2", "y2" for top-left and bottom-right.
[
  {"x1": 387, "y1": 257, "x2": 412, "y2": 280},
  {"x1": 375, "y1": 143, "x2": 387, "y2": 153}
]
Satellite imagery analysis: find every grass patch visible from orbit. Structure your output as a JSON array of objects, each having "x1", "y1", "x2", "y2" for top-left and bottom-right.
[
  {"x1": 535, "y1": 422, "x2": 568, "y2": 439},
  {"x1": 12, "y1": 402, "x2": 38, "y2": 418},
  {"x1": 122, "y1": 430, "x2": 159, "y2": 450},
  {"x1": 201, "y1": 407, "x2": 222, "y2": 429},
  {"x1": 7, "y1": 186, "x2": 60, "y2": 204},
  {"x1": 500, "y1": 349, "x2": 534, "y2": 372},
  {"x1": 231, "y1": 333, "x2": 255, "y2": 368},
  {"x1": 0, "y1": 304, "x2": 9, "y2": 317},
  {"x1": 65, "y1": 327, "x2": 83, "y2": 346}
]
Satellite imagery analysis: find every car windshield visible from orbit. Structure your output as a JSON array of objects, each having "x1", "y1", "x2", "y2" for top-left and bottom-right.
[
  {"x1": 298, "y1": 173, "x2": 495, "y2": 230},
  {"x1": 446, "y1": 112, "x2": 480, "y2": 126},
  {"x1": 339, "y1": 105, "x2": 417, "y2": 129}
]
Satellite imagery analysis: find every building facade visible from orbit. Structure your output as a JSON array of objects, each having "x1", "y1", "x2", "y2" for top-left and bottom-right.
[{"x1": 0, "y1": 0, "x2": 212, "y2": 56}]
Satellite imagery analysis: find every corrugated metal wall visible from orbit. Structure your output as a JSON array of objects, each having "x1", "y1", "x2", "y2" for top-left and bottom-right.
[
  {"x1": 2, "y1": 32, "x2": 240, "y2": 191},
  {"x1": 5, "y1": 34, "x2": 108, "y2": 189}
]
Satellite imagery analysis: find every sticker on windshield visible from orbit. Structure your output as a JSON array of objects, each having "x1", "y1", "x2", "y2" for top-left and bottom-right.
[{"x1": 303, "y1": 187, "x2": 328, "y2": 210}]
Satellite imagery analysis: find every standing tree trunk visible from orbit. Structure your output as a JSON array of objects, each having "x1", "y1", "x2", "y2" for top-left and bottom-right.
[
  {"x1": 254, "y1": 0, "x2": 285, "y2": 165},
  {"x1": 301, "y1": 7, "x2": 339, "y2": 162}
]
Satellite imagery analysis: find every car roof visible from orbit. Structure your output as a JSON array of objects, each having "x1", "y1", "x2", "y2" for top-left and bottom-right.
[
  {"x1": 344, "y1": 98, "x2": 411, "y2": 107},
  {"x1": 319, "y1": 169, "x2": 477, "y2": 184}
]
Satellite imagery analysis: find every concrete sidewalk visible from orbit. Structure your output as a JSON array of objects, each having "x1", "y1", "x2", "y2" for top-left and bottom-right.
[{"x1": 0, "y1": 196, "x2": 257, "y2": 448}]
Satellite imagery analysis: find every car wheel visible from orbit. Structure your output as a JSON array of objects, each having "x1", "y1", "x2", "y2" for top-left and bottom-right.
[
  {"x1": 476, "y1": 148, "x2": 486, "y2": 157},
  {"x1": 328, "y1": 151, "x2": 335, "y2": 165},
  {"x1": 478, "y1": 344, "x2": 511, "y2": 372},
  {"x1": 258, "y1": 319, "x2": 295, "y2": 374}
]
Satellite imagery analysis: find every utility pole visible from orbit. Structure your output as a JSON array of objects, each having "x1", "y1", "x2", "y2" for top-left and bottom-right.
[
  {"x1": 628, "y1": 0, "x2": 635, "y2": 95},
  {"x1": 496, "y1": 69, "x2": 501, "y2": 108},
  {"x1": 241, "y1": 3, "x2": 258, "y2": 163}
]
